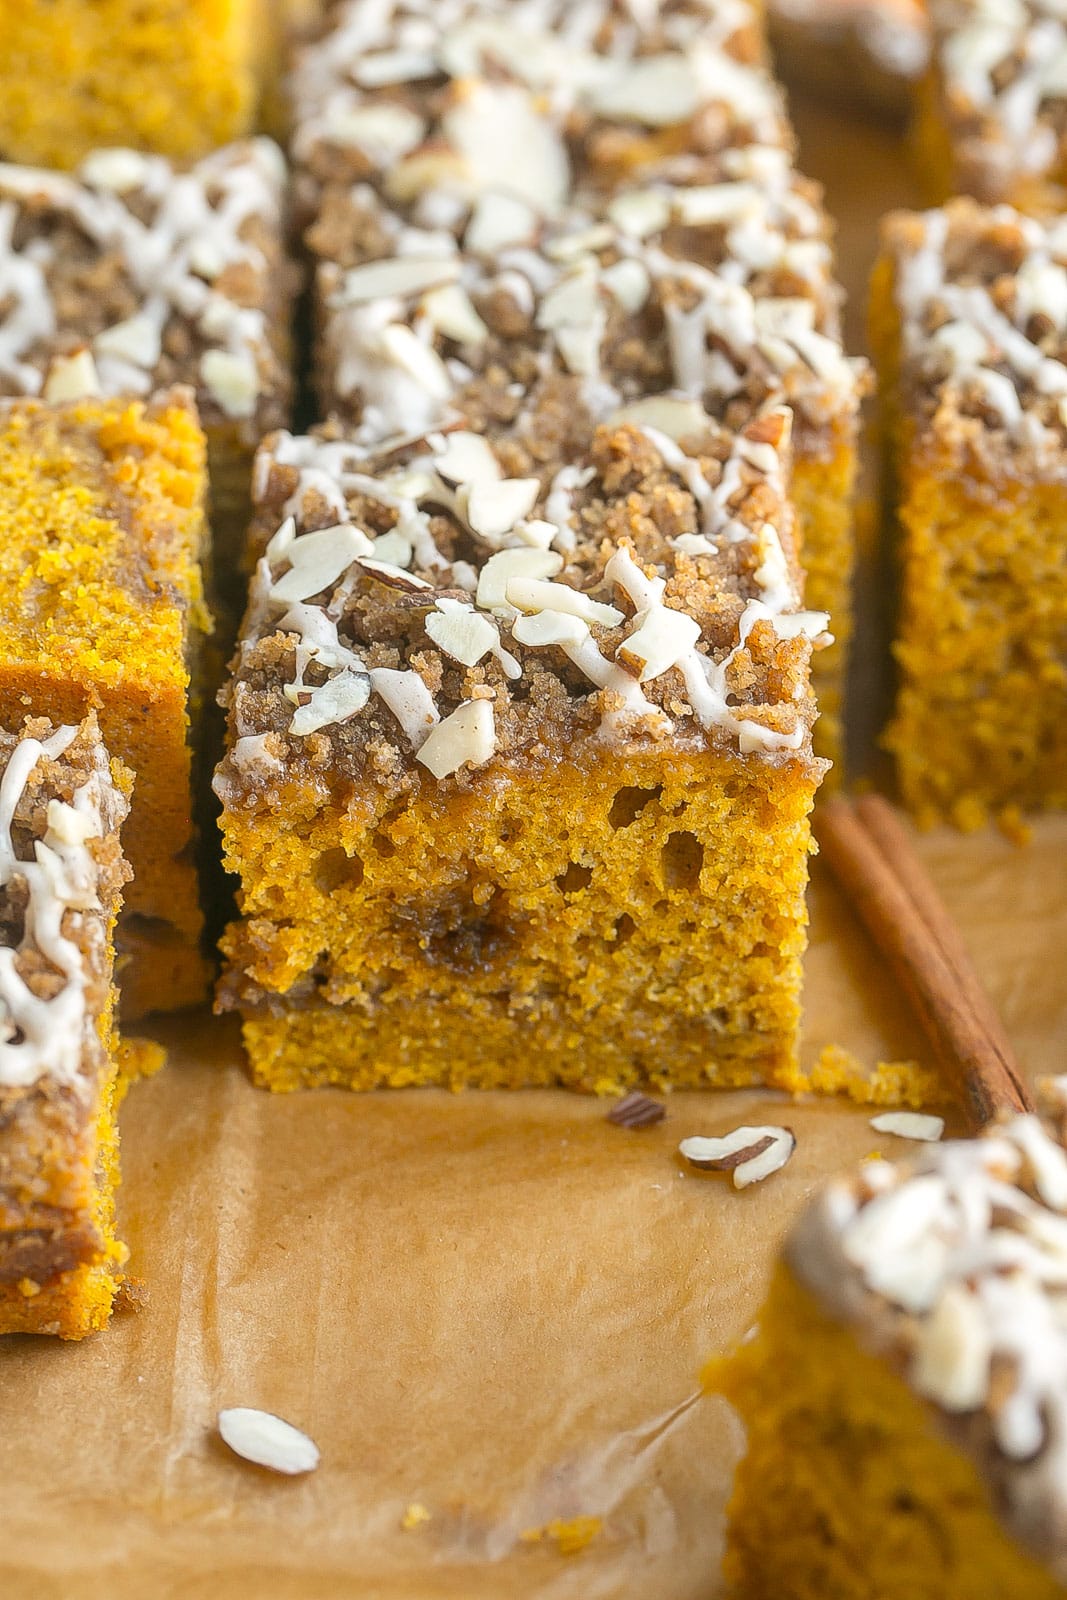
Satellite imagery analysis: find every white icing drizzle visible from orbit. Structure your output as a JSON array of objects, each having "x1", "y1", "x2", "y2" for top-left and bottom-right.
[
  {"x1": 0, "y1": 726, "x2": 124, "y2": 1095},
  {"x1": 933, "y1": 0, "x2": 1067, "y2": 198},
  {"x1": 227, "y1": 409, "x2": 818, "y2": 778},
  {"x1": 0, "y1": 139, "x2": 286, "y2": 419},
  {"x1": 890, "y1": 200, "x2": 1067, "y2": 454},
  {"x1": 789, "y1": 1077, "x2": 1067, "y2": 1579}
]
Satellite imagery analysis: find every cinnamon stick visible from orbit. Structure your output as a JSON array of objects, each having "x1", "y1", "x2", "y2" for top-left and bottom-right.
[{"x1": 816, "y1": 796, "x2": 1033, "y2": 1128}]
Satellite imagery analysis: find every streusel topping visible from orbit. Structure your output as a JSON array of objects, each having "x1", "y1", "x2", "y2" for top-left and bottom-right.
[{"x1": 218, "y1": 408, "x2": 825, "y2": 801}]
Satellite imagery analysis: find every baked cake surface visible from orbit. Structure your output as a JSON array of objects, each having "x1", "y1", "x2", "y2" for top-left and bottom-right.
[
  {"x1": 0, "y1": 716, "x2": 132, "y2": 1339},
  {"x1": 216, "y1": 403, "x2": 828, "y2": 1090},
  {"x1": 871, "y1": 198, "x2": 1067, "y2": 826}
]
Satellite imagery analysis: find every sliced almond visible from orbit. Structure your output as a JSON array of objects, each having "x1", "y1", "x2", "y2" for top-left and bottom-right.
[
  {"x1": 324, "y1": 101, "x2": 426, "y2": 161},
  {"x1": 200, "y1": 348, "x2": 260, "y2": 418},
  {"x1": 465, "y1": 192, "x2": 539, "y2": 256},
  {"x1": 511, "y1": 609, "x2": 588, "y2": 648},
  {"x1": 442, "y1": 81, "x2": 570, "y2": 213},
  {"x1": 506, "y1": 577, "x2": 623, "y2": 629},
  {"x1": 43, "y1": 348, "x2": 102, "y2": 403},
  {"x1": 466, "y1": 478, "x2": 541, "y2": 542},
  {"x1": 426, "y1": 601, "x2": 500, "y2": 667},
  {"x1": 869, "y1": 1113, "x2": 945, "y2": 1143},
  {"x1": 416, "y1": 698, "x2": 495, "y2": 778},
  {"x1": 289, "y1": 671, "x2": 370, "y2": 736},
  {"x1": 368, "y1": 666, "x2": 439, "y2": 749},
  {"x1": 617, "y1": 606, "x2": 701, "y2": 682},
  {"x1": 434, "y1": 431, "x2": 501, "y2": 488},
  {"x1": 679, "y1": 1127, "x2": 796, "y2": 1189},
  {"x1": 94, "y1": 312, "x2": 163, "y2": 368},
  {"x1": 270, "y1": 525, "x2": 374, "y2": 604},
  {"x1": 478, "y1": 548, "x2": 563, "y2": 612},
  {"x1": 421, "y1": 282, "x2": 488, "y2": 345},
  {"x1": 218, "y1": 1408, "x2": 320, "y2": 1475},
  {"x1": 589, "y1": 55, "x2": 703, "y2": 126},
  {"x1": 606, "y1": 188, "x2": 671, "y2": 240},
  {"x1": 912, "y1": 1285, "x2": 991, "y2": 1412},
  {"x1": 339, "y1": 255, "x2": 458, "y2": 306},
  {"x1": 609, "y1": 395, "x2": 708, "y2": 443},
  {"x1": 600, "y1": 258, "x2": 651, "y2": 315}
]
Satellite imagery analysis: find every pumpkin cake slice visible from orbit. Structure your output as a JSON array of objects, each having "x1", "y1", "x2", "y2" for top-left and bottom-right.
[
  {"x1": 0, "y1": 716, "x2": 133, "y2": 1339},
  {"x1": 0, "y1": 389, "x2": 212, "y2": 1014},
  {"x1": 707, "y1": 1075, "x2": 1067, "y2": 1599},
  {"x1": 215, "y1": 402, "x2": 828, "y2": 1092}
]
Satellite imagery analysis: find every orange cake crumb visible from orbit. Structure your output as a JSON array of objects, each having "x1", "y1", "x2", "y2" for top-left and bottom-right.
[
  {"x1": 0, "y1": 391, "x2": 212, "y2": 1013},
  {"x1": 785, "y1": 1043, "x2": 944, "y2": 1108}
]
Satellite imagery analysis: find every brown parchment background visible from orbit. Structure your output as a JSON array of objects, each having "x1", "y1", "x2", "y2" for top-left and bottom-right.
[{"x1": 2, "y1": 98, "x2": 1065, "y2": 1600}]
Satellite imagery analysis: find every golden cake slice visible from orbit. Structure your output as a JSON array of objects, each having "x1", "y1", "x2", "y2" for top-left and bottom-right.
[
  {"x1": 709, "y1": 1077, "x2": 1067, "y2": 1599},
  {"x1": 0, "y1": 0, "x2": 279, "y2": 170},
  {"x1": 871, "y1": 199, "x2": 1067, "y2": 828},
  {"x1": 0, "y1": 716, "x2": 133, "y2": 1339},
  {"x1": 915, "y1": 0, "x2": 1067, "y2": 212},
  {"x1": 0, "y1": 142, "x2": 294, "y2": 574},
  {"x1": 0, "y1": 390, "x2": 212, "y2": 1014},
  {"x1": 216, "y1": 404, "x2": 828, "y2": 1092}
]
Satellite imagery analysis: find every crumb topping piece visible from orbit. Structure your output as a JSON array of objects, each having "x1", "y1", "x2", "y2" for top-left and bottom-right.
[
  {"x1": 0, "y1": 723, "x2": 127, "y2": 1094},
  {"x1": 0, "y1": 139, "x2": 288, "y2": 428},
  {"x1": 885, "y1": 197, "x2": 1067, "y2": 471},
  {"x1": 789, "y1": 1074, "x2": 1067, "y2": 1575}
]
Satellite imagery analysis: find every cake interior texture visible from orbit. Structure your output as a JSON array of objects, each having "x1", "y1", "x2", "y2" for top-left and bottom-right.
[
  {"x1": 708, "y1": 1265, "x2": 1066, "y2": 1600},
  {"x1": 222, "y1": 743, "x2": 816, "y2": 1092}
]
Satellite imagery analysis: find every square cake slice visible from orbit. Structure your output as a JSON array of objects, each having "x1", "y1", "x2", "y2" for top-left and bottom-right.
[
  {"x1": 0, "y1": 717, "x2": 133, "y2": 1339},
  {"x1": 0, "y1": 390, "x2": 212, "y2": 1015},
  {"x1": 215, "y1": 406, "x2": 828, "y2": 1092},
  {"x1": 708, "y1": 1078, "x2": 1067, "y2": 1599},
  {"x1": 0, "y1": 0, "x2": 277, "y2": 171},
  {"x1": 917, "y1": 0, "x2": 1067, "y2": 212},
  {"x1": 290, "y1": 0, "x2": 782, "y2": 226},
  {"x1": 0, "y1": 140, "x2": 293, "y2": 574},
  {"x1": 871, "y1": 199, "x2": 1067, "y2": 828}
]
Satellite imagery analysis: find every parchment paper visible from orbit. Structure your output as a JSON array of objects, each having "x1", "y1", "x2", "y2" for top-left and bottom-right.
[{"x1": 2, "y1": 94, "x2": 1065, "y2": 1600}]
